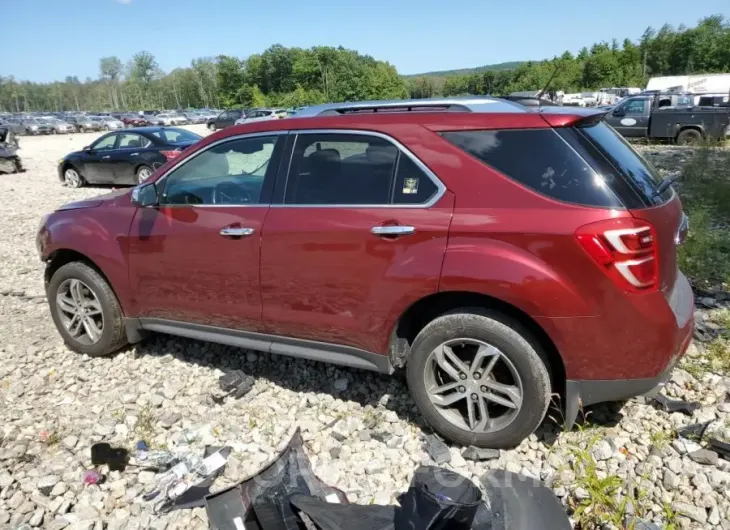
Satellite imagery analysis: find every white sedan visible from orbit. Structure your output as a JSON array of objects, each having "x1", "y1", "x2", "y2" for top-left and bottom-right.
[{"x1": 153, "y1": 113, "x2": 187, "y2": 126}]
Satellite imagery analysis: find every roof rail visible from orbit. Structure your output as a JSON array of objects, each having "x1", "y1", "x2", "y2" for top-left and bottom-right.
[{"x1": 292, "y1": 96, "x2": 527, "y2": 117}]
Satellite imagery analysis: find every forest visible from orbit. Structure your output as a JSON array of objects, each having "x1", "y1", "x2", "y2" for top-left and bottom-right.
[{"x1": 0, "y1": 15, "x2": 728, "y2": 112}]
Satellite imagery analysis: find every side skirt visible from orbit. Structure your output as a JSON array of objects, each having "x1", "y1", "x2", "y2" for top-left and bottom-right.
[{"x1": 125, "y1": 317, "x2": 394, "y2": 374}]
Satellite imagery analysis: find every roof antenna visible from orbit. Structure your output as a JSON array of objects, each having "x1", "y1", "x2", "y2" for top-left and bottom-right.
[{"x1": 538, "y1": 61, "x2": 561, "y2": 102}]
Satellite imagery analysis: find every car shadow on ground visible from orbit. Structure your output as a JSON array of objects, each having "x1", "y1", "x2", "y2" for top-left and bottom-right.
[{"x1": 126, "y1": 331, "x2": 628, "y2": 449}]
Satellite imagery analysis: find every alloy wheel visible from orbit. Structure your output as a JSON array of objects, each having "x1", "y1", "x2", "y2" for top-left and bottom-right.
[
  {"x1": 137, "y1": 167, "x2": 152, "y2": 182},
  {"x1": 64, "y1": 168, "x2": 82, "y2": 188},
  {"x1": 423, "y1": 338, "x2": 523, "y2": 433},
  {"x1": 56, "y1": 279, "x2": 104, "y2": 345}
]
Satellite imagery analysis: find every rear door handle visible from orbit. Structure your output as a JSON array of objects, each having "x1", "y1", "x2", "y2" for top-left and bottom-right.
[
  {"x1": 102, "y1": 155, "x2": 111, "y2": 159},
  {"x1": 220, "y1": 226, "x2": 255, "y2": 238},
  {"x1": 371, "y1": 225, "x2": 416, "y2": 236}
]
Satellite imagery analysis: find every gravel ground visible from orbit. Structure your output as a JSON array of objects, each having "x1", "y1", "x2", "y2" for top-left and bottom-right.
[{"x1": 1, "y1": 132, "x2": 729, "y2": 530}]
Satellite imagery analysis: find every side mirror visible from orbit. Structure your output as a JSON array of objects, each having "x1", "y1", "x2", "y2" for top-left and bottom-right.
[
  {"x1": 612, "y1": 107, "x2": 625, "y2": 117},
  {"x1": 131, "y1": 183, "x2": 158, "y2": 207},
  {"x1": 83, "y1": 145, "x2": 91, "y2": 152}
]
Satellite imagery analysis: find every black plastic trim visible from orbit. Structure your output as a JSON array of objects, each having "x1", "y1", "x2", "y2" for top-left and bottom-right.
[{"x1": 135, "y1": 318, "x2": 394, "y2": 374}]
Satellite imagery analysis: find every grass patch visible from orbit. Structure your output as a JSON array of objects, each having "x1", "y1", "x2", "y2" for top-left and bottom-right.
[
  {"x1": 135, "y1": 405, "x2": 157, "y2": 443},
  {"x1": 676, "y1": 147, "x2": 730, "y2": 289},
  {"x1": 649, "y1": 428, "x2": 676, "y2": 449}
]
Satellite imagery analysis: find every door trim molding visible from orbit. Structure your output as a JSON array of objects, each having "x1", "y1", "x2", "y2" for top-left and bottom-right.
[{"x1": 128, "y1": 317, "x2": 394, "y2": 374}]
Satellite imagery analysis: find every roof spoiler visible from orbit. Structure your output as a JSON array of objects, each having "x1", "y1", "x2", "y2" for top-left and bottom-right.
[{"x1": 540, "y1": 109, "x2": 608, "y2": 128}]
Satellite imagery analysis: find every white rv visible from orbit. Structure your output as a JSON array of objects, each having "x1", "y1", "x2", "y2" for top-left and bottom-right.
[{"x1": 646, "y1": 74, "x2": 730, "y2": 106}]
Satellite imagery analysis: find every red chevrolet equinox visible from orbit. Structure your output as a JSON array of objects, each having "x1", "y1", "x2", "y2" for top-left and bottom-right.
[{"x1": 37, "y1": 97, "x2": 694, "y2": 448}]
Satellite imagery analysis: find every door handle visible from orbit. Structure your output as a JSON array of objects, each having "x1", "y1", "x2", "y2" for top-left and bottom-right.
[
  {"x1": 371, "y1": 225, "x2": 416, "y2": 236},
  {"x1": 220, "y1": 226, "x2": 255, "y2": 238},
  {"x1": 102, "y1": 155, "x2": 110, "y2": 159}
]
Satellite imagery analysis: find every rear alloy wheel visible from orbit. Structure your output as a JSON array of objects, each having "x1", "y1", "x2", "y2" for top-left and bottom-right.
[
  {"x1": 135, "y1": 165, "x2": 153, "y2": 184},
  {"x1": 47, "y1": 262, "x2": 128, "y2": 357},
  {"x1": 407, "y1": 310, "x2": 551, "y2": 448},
  {"x1": 63, "y1": 167, "x2": 84, "y2": 188},
  {"x1": 208, "y1": 123, "x2": 216, "y2": 131},
  {"x1": 676, "y1": 128, "x2": 702, "y2": 146}
]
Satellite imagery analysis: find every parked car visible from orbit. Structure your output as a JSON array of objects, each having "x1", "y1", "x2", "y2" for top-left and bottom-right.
[
  {"x1": 207, "y1": 109, "x2": 244, "y2": 131},
  {"x1": 22, "y1": 118, "x2": 54, "y2": 135},
  {"x1": 0, "y1": 118, "x2": 27, "y2": 135},
  {"x1": 120, "y1": 113, "x2": 150, "y2": 128},
  {"x1": 152, "y1": 113, "x2": 187, "y2": 126},
  {"x1": 67, "y1": 116, "x2": 102, "y2": 133},
  {"x1": 92, "y1": 116, "x2": 125, "y2": 131},
  {"x1": 57, "y1": 127, "x2": 201, "y2": 187},
  {"x1": 562, "y1": 93, "x2": 585, "y2": 107},
  {"x1": 233, "y1": 108, "x2": 284, "y2": 125},
  {"x1": 38, "y1": 97, "x2": 693, "y2": 448},
  {"x1": 603, "y1": 93, "x2": 730, "y2": 144},
  {"x1": 43, "y1": 118, "x2": 75, "y2": 134},
  {"x1": 183, "y1": 112, "x2": 206, "y2": 124}
]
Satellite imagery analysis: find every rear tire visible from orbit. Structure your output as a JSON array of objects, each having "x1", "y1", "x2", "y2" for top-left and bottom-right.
[
  {"x1": 135, "y1": 165, "x2": 153, "y2": 184},
  {"x1": 676, "y1": 128, "x2": 702, "y2": 146},
  {"x1": 47, "y1": 262, "x2": 128, "y2": 357},
  {"x1": 208, "y1": 123, "x2": 216, "y2": 131},
  {"x1": 406, "y1": 310, "x2": 551, "y2": 448}
]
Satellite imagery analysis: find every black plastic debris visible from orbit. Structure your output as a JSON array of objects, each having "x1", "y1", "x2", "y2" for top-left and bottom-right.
[
  {"x1": 91, "y1": 443, "x2": 130, "y2": 472},
  {"x1": 214, "y1": 370, "x2": 255, "y2": 402},
  {"x1": 462, "y1": 446, "x2": 500, "y2": 462},
  {"x1": 677, "y1": 421, "x2": 712, "y2": 442},
  {"x1": 709, "y1": 438, "x2": 730, "y2": 460},
  {"x1": 651, "y1": 393, "x2": 700, "y2": 415},
  {"x1": 423, "y1": 434, "x2": 451, "y2": 465}
]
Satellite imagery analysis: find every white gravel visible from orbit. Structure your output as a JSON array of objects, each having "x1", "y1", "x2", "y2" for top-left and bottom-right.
[{"x1": 1, "y1": 132, "x2": 729, "y2": 529}]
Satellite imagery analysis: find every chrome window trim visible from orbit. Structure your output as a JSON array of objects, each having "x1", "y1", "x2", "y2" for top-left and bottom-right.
[
  {"x1": 273, "y1": 129, "x2": 446, "y2": 209},
  {"x1": 150, "y1": 130, "x2": 288, "y2": 207}
]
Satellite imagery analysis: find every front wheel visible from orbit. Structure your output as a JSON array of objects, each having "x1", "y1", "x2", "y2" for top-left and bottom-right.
[
  {"x1": 63, "y1": 167, "x2": 84, "y2": 188},
  {"x1": 47, "y1": 262, "x2": 128, "y2": 357},
  {"x1": 406, "y1": 310, "x2": 551, "y2": 448}
]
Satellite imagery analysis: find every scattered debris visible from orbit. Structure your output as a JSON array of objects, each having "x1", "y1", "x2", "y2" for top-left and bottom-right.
[
  {"x1": 677, "y1": 421, "x2": 713, "y2": 441},
  {"x1": 652, "y1": 393, "x2": 700, "y2": 415},
  {"x1": 709, "y1": 438, "x2": 730, "y2": 460},
  {"x1": 462, "y1": 446, "x2": 500, "y2": 462},
  {"x1": 212, "y1": 370, "x2": 255, "y2": 402},
  {"x1": 423, "y1": 433, "x2": 451, "y2": 464},
  {"x1": 91, "y1": 442, "x2": 130, "y2": 472}
]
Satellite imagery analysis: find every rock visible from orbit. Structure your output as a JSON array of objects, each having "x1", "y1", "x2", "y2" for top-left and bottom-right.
[
  {"x1": 137, "y1": 471, "x2": 156, "y2": 485},
  {"x1": 689, "y1": 448, "x2": 719, "y2": 466},
  {"x1": 159, "y1": 412, "x2": 182, "y2": 429},
  {"x1": 709, "y1": 506, "x2": 721, "y2": 526},
  {"x1": 329, "y1": 447, "x2": 341, "y2": 459},
  {"x1": 49, "y1": 518, "x2": 71, "y2": 530},
  {"x1": 591, "y1": 439, "x2": 615, "y2": 461},
  {"x1": 61, "y1": 436, "x2": 78, "y2": 450},
  {"x1": 37, "y1": 475, "x2": 60, "y2": 496},
  {"x1": 663, "y1": 469, "x2": 681, "y2": 490},
  {"x1": 29, "y1": 508, "x2": 44, "y2": 527},
  {"x1": 8, "y1": 490, "x2": 26, "y2": 509},
  {"x1": 246, "y1": 351, "x2": 259, "y2": 363},
  {"x1": 333, "y1": 378, "x2": 348, "y2": 391},
  {"x1": 358, "y1": 431, "x2": 372, "y2": 442},
  {"x1": 0, "y1": 472, "x2": 13, "y2": 488},
  {"x1": 672, "y1": 502, "x2": 707, "y2": 524},
  {"x1": 94, "y1": 422, "x2": 115, "y2": 436},
  {"x1": 365, "y1": 460, "x2": 385, "y2": 475},
  {"x1": 149, "y1": 394, "x2": 164, "y2": 408}
]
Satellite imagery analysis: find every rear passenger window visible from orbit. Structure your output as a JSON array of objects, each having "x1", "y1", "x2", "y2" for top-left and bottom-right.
[
  {"x1": 392, "y1": 155, "x2": 437, "y2": 204},
  {"x1": 441, "y1": 129, "x2": 622, "y2": 208},
  {"x1": 286, "y1": 134, "x2": 398, "y2": 205}
]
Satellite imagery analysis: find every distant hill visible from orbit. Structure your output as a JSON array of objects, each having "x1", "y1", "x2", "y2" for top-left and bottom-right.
[{"x1": 404, "y1": 61, "x2": 524, "y2": 78}]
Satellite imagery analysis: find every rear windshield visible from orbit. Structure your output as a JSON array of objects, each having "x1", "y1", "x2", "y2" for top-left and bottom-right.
[
  {"x1": 572, "y1": 122, "x2": 672, "y2": 206},
  {"x1": 441, "y1": 129, "x2": 622, "y2": 208},
  {"x1": 152, "y1": 128, "x2": 201, "y2": 144}
]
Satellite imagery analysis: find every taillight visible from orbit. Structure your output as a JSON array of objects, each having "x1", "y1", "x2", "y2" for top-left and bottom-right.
[
  {"x1": 576, "y1": 218, "x2": 659, "y2": 292},
  {"x1": 160, "y1": 150, "x2": 181, "y2": 160}
]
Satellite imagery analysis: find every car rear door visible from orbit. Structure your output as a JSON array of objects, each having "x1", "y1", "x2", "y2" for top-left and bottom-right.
[
  {"x1": 127, "y1": 132, "x2": 286, "y2": 332},
  {"x1": 259, "y1": 129, "x2": 454, "y2": 356},
  {"x1": 111, "y1": 132, "x2": 156, "y2": 184}
]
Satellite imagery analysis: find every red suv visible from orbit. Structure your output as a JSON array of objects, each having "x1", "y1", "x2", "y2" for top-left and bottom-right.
[{"x1": 37, "y1": 98, "x2": 694, "y2": 448}]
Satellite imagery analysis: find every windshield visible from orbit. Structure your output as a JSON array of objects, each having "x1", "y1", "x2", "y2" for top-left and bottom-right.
[{"x1": 152, "y1": 128, "x2": 201, "y2": 144}]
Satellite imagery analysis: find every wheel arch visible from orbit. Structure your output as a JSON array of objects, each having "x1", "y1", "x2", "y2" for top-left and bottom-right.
[
  {"x1": 676, "y1": 125, "x2": 704, "y2": 138},
  {"x1": 389, "y1": 290, "x2": 566, "y2": 395}
]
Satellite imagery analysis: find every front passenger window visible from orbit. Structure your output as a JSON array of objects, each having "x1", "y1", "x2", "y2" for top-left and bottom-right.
[{"x1": 160, "y1": 136, "x2": 281, "y2": 206}]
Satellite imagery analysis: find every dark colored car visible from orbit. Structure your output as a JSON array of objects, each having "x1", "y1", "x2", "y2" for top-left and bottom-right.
[
  {"x1": 57, "y1": 127, "x2": 201, "y2": 187},
  {"x1": 38, "y1": 97, "x2": 693, "y2": 448},
  {"x1": 207, "y1": 109, "x2": 245, "y2": 131},
  {"x1": 120, "y1": 113, "x2": 150, "y2": 127}
]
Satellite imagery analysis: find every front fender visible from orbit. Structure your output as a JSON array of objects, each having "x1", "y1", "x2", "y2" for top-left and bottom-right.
[
  {"x1": 40, "y1": 205, "x2": 136, "y2": 313},
  {"x1": 439, "y1": 237, "x2": 599, "y2": 318}
]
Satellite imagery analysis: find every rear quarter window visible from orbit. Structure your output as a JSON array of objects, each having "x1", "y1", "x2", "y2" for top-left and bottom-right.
[{"x1": 441, "y1": 129, "x2": 622, "y2": 208}]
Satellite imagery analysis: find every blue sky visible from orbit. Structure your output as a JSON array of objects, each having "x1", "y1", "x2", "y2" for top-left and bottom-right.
[{"x1": 2, "y1": 0, "x2": 728, "y2": 82}]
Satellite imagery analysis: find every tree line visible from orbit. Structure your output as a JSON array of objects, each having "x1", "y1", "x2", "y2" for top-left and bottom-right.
[
  {"x1": 0, "y1": 15, "x2": 728, "y2": 113},
  {"x1": 409, "y1": 16, "x2": 730, "y2": 98}
]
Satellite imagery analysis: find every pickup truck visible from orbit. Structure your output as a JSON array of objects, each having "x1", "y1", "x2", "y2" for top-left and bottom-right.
[{"x1": 604, "y1": 94, "x2": 730, "y2": 144}]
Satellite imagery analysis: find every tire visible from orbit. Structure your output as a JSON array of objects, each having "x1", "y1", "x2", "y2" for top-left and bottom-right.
[
  {"x1": 47, "y1": 262, "x2": 128, "y2": 357},
  {"x1": 135, "y1": 165, "x2": 153, "y2": 184},
  {"x1": 406, "y1": 309, "x2": 551, "y2": 448},
  {"x1": 676, "y1": 128, "x2": 702, "y2": 146},
  {"x1": 208, "y1": 123, "x2": 216, "y2": 131},
  {"x1": 63, "y1": 166, "x2": 85, "y2": 188}
]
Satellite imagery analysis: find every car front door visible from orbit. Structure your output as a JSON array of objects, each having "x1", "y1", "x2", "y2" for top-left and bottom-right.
[
  {"x1": 260, "y1": 130, "x2": 454, "y2": 357},
  {"x1": 127, "y1": 132, "x2": 286, "y2": 331},
  {"x1": 82, "y1": 133, "x2": 119, "y2": 183},
  {"x1": 609, "y1": 98, "x2": 650, "y2": 137}
]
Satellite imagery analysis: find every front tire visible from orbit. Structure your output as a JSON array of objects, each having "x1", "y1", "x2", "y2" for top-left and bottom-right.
[
  {"x1": 63, "y1": 167, "x2": 85, "y2": 188},
  {"x1": 47, "y1": 262, "x2": 128, "y2": 357},
  {"x1": 406, "y1": 310, "x2": 551, "y2": 448}
]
